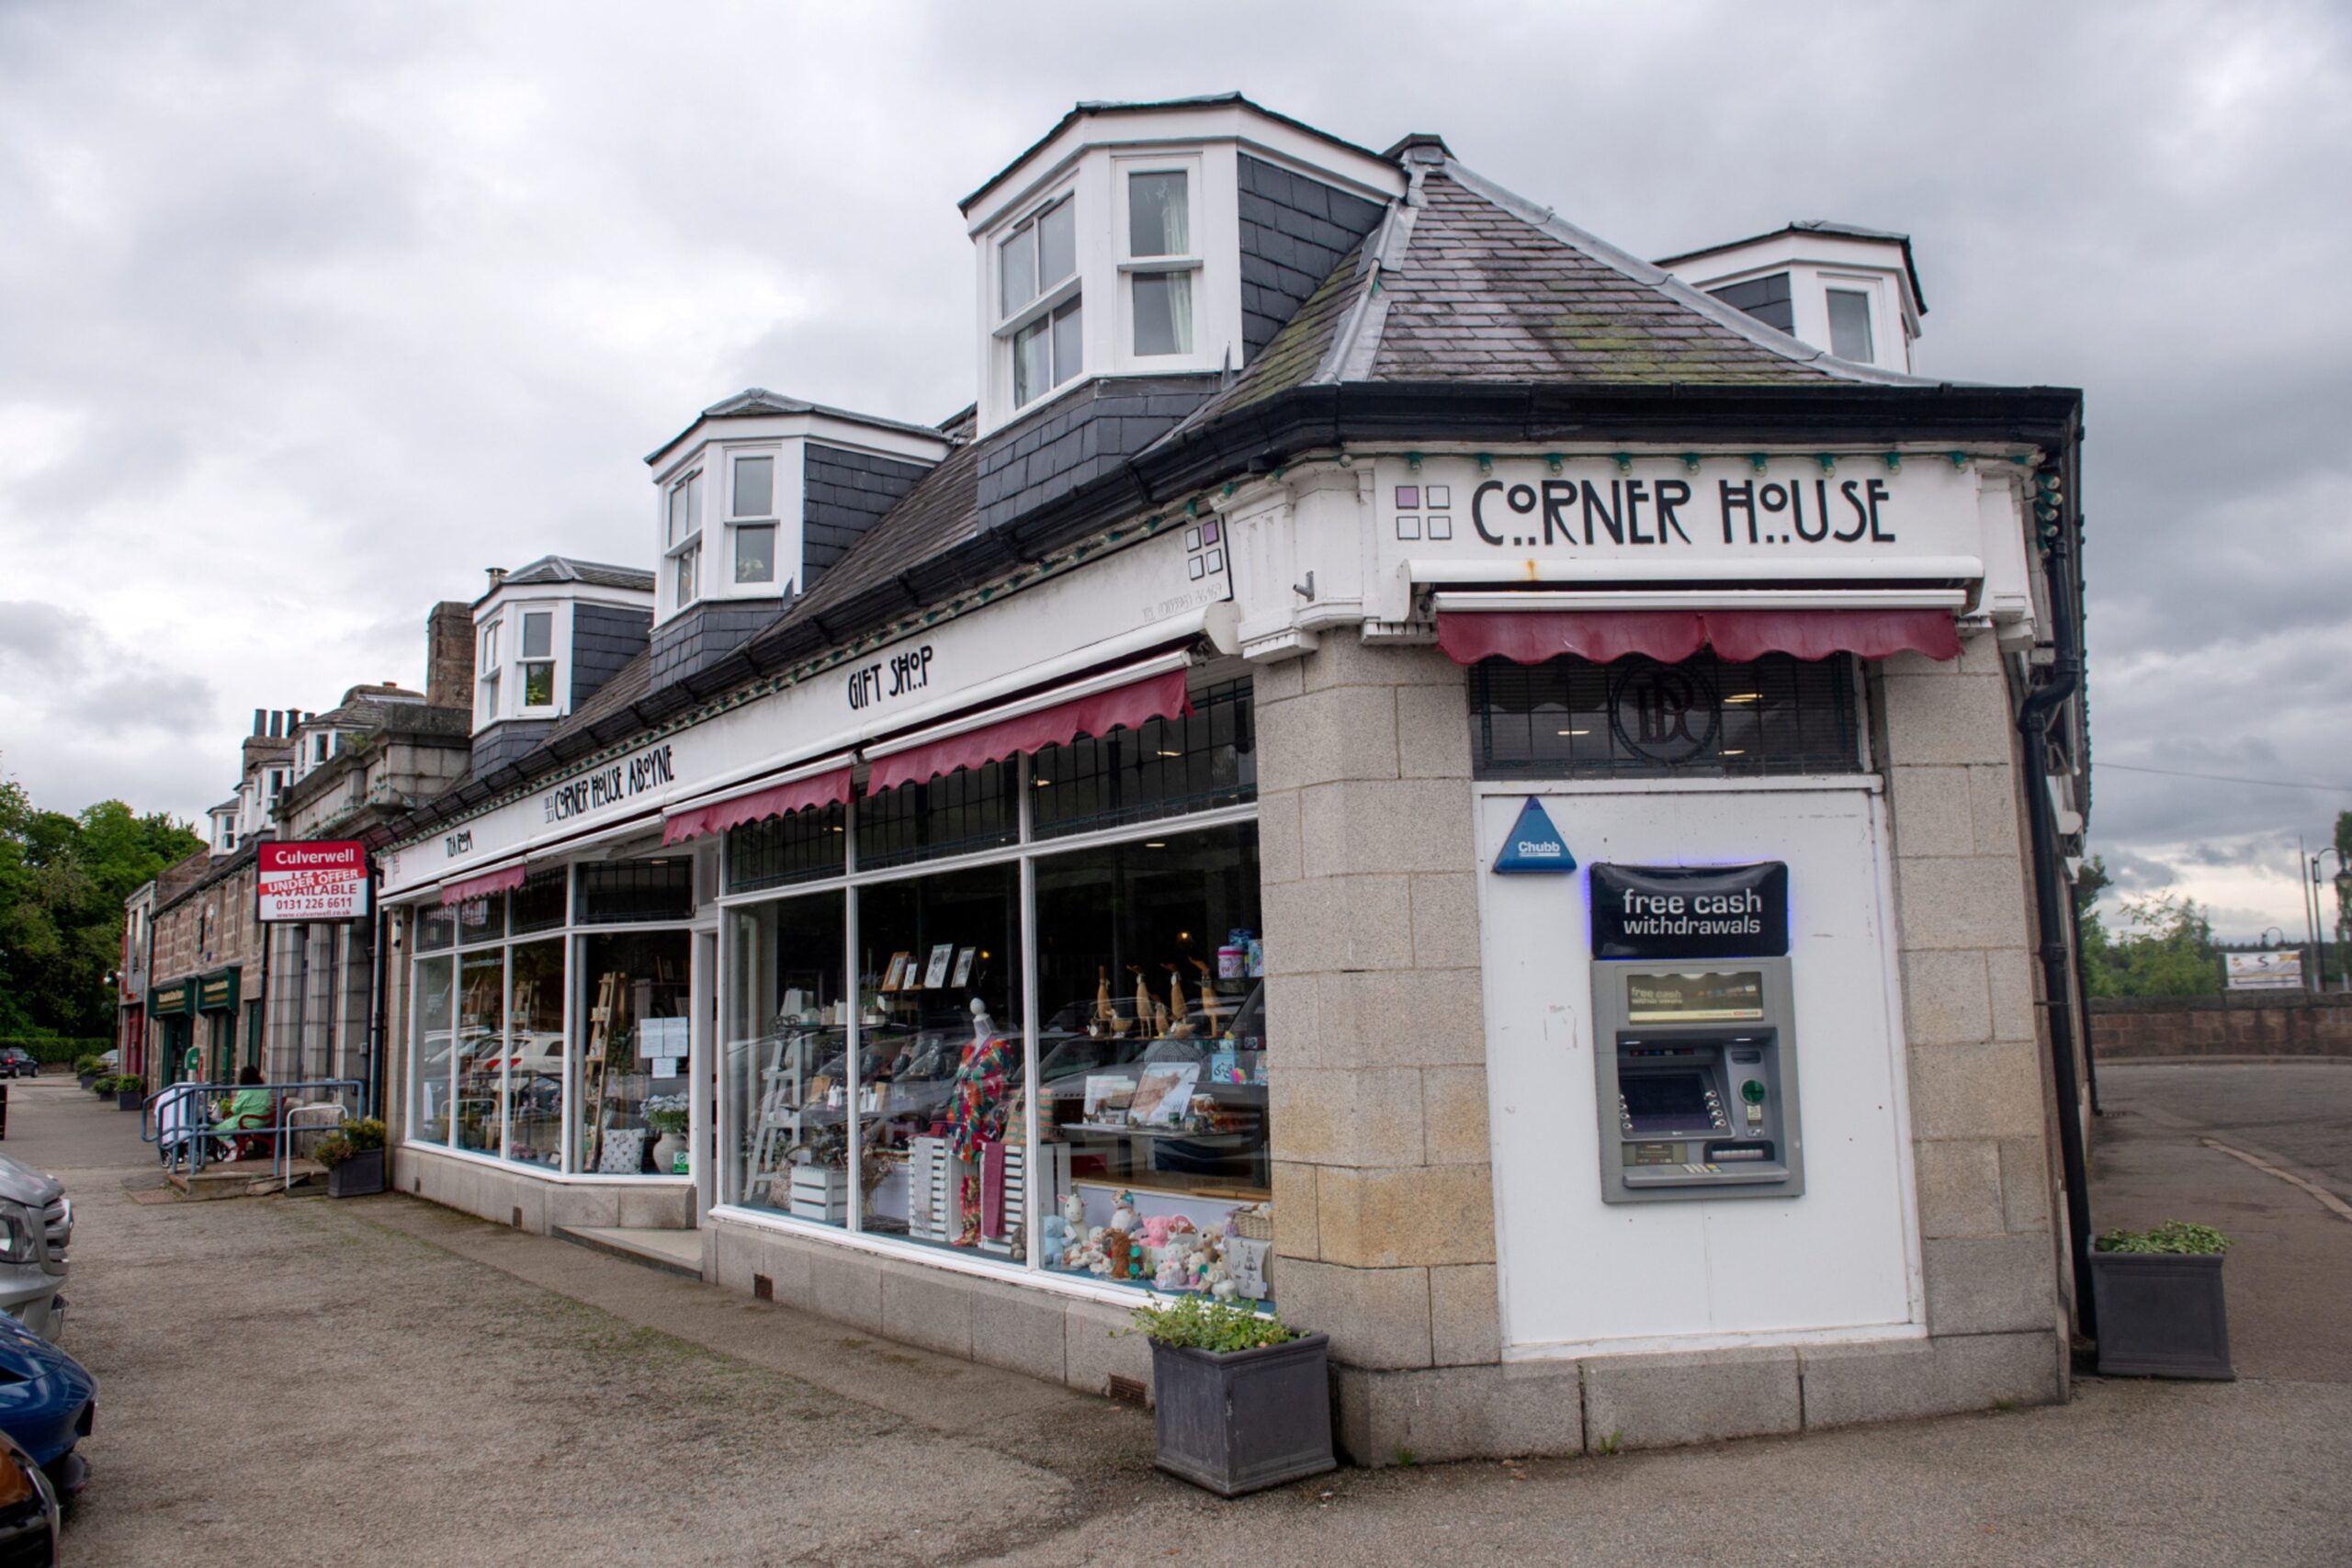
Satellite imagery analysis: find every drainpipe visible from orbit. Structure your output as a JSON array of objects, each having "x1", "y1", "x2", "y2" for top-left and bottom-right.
[
  {"x1": 2016, "y1": 462, "x2": 2095, "y2": 1343},
  {"x1": 366, "y1": 872, "x2": 388, "y2": 1122}
]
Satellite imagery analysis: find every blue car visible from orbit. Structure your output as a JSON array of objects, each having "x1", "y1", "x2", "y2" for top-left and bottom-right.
[
  {"x1": 0, "y1": 1314, "x2": 92, "y2": 1498},
  {"x1": 0, "y1": 1430, "x2": 58, "y2": 1565}
]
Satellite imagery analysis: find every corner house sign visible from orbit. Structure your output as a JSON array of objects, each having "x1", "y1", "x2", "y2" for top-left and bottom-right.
[
  {"x1": 1591, "y1": 862, "x2": 1789, "y2": 960},
  {"x1": 544, "y1": 741, "x2": 676, "y2": 824}
]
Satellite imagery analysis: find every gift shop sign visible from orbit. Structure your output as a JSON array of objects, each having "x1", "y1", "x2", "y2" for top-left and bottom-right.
[
  {"x1": 1378, "y1": 455, "x2": 1992, "y2": 581},
  {"x1": 257, "y1": 840, "x2": 370, "y2": 922}
]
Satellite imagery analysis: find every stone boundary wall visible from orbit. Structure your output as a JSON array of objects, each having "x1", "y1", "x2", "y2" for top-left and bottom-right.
[{"x1": 2089, "y1": 993, "x2": 2352, "y2": 1060}]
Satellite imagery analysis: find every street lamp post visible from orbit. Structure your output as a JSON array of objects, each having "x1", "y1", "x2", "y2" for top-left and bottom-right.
[{"x1": 2310, "y1": 850, "x2": 2349, "y2": 992}]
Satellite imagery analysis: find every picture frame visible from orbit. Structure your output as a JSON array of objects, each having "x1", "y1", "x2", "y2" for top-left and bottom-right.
[
  {"x1": 950, "y1": 945, "x2": 977, "y2": 987},
  {"x1": 883, "y1": 952, "x2": 914, "y2": 991},
  {"x1": 923, "y1": 943, "x2": 955, "y2": 989},
  {"x1": 1131, "y1": 1063, "x2": 1201, "y2": 1128},
  {"x1": 1083, "y1": 1075, "x2": 1136, "y2": 1122}
]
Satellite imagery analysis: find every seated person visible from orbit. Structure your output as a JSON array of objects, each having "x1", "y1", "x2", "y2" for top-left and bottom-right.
[{"x1": 213, "y1": 1065, "x2": 276, "y2": 1156}]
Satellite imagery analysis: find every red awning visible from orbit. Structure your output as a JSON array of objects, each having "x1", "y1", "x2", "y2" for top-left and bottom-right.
[
  {"x1": 440, "y1": 862, "x2": 527, "y2": 907},
  {"x1": 662, "y1": 765, "x2": 854, "y2": 847},
  {"x1": 1436, "y1": 608, "x2": 1962, "y2": 666},
  {"x1": 866, "y1": 666, "x2": 1193, "y2": 794}
]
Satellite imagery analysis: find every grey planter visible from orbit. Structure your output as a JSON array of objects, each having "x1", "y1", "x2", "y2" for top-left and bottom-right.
[
  {"x1": 2089, "y1": 1250, "x2": 2233, "y2": 1379},
  {"x1": 1149, "y1": 1333, "x2": 1335, "y2": 1496},
  {"x1": 115, "y1": 1089, "x2": 141, "y2": 1111},
  {"x1": 76, "y1": 1075, "x2": 96, "y2": 1091},
  {"x1": 326, "y1": 1147, "x2": 386, "y2": 1199}
]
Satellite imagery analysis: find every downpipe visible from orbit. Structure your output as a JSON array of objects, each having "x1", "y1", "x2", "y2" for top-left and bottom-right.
[{"x1": 2016, "y1": 493, "x2": 2096, "y2": 1343}]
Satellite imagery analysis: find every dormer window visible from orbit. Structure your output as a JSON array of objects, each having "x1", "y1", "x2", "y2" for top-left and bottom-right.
[
  {"x1": 1826, "y1": 288, "x2": 1874, "y2": 363},
  {"x1": 478, "y1": 617, "x2": 503, "y2": 720},
  {"x1": 666, "y1": 469, "x2": 702, "y2": 610},
  {"x1": 999, "y1": 194, "x2": 1081, "y2": 408},
  {"x1": 729, "y1": 453, "x2": 778, "y2": 587},
  {"x1": 1125, "y1": 166, "x2": 1197, "y2": 356},
  {"x1": 519, "y1": 609, "x2": 556, "y2": 708}
]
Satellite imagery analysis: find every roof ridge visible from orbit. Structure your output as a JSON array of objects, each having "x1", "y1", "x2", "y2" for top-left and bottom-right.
[{"x1": 1437, "y1": 159, "x2": 1943, "y2": 389}]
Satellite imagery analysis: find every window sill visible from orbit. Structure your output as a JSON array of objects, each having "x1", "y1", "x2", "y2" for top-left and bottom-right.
[
  {"x1": 1116, "y1": 257, "x2": 1202, "y2": 276},
  {"x1": 401, "y1": 1139, "x2": 696, "y2": 1184}
]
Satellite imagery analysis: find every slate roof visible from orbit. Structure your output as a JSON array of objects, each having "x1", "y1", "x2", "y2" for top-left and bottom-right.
[
  {"x1": 495, "y1": 556, "x2": 655, "y2": 593},
  {"x1": 1655, "y1": 220, "x2": 1928, "y2": 314},
  {"x1": 1168, "y1": 153, "x2": 1937, "y2": 438}
]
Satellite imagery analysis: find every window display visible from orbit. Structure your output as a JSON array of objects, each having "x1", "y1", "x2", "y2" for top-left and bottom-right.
[
  {"x1": 854, "y1": 864, "x2": 1024, "y2": 1254},
  {"x1": 455, "y1": 949, "x2": 504, "y2": 1156},
  {"x1": 1032, "y1": 825, "x2": 1272, "y2": 1301},
  {"x1": 724, "y1": 892, "x2": 851, "y2": 1225},
  {"x1": 577, "y1": 931, "x2": 692, "y2": 1175},
  {"x1": 507, "y1": 939, "x2": 565, "y2": 1168},
  {"x1": 412, "y1": 953, "x2": 454, "y2": 1143}
]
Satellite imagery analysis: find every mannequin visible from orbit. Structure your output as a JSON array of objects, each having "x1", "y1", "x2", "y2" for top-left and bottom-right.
[{"x1": 947, "y1": 998, "x2": 1014, "y2": 1246}]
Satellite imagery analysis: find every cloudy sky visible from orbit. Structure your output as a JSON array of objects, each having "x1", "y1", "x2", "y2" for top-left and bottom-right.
[{"x1": 2, "y1": 1, "x2": 2346, "y2": 937}]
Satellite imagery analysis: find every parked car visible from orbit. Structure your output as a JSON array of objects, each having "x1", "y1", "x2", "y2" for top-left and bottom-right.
[
  {"x1": 0, "y1": 1314, "x2": 93, "y2": 1499},
  {"x1": 0, "y1": 1052, "x2": 35, "y2": 1081},
  {"x1": 0, "y1": 1156, "x2": 68, "y2": 1341},
  {"x1": 0, "y1": 1429, "x2": 59, "y2": 1565}
]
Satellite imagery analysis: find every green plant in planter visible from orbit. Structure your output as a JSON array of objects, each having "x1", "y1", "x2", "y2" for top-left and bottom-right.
[
  {"x1": 312, "y1": 1133, "x2": 356, "y2": 1168},
  {"x1": 2096, "y1": 1220, "x2": 2233, "y2": 1256},
  {"x1": 1124, "y1": 1294, "x2": 1298, "y2": 1353},
  {"x1": 341, "y1": 1117, "x2": 386, "y2": 1153},
  {"x1": 74, "y1": 1055, "x2": 103, "y2": 1078},
  {"x1": 645, "y1": 1106, "x2": 690, "y2": 1139}
]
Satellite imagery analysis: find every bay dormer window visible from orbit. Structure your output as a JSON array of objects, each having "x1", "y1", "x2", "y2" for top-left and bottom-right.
[
  {"x1": 729, "y1": 451, "x2": 779, "y2": 588},
  {"x1": 519, "y1": 608, "x2": 557, "y2": 710},
  {"x1": 1123, "y1": 164, "x2": 1197, "y2": 356},
  {"x1": 666, "y1": 468, "x2": 702, "y2": 610},
  {"x1": 478, "y1": 617, "x2": 503, "y2": 721},
  {"x1": 1825, "y1": 286, "x2": 1875, "y2": 364},
  {"x1": 999, "y1": 193, "x2": 1080, "y2": 408}
]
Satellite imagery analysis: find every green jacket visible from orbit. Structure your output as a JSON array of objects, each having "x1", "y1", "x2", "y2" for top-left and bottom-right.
[{"x1": 214, "y1": 1088, "x2": 275, "y2": 1132}]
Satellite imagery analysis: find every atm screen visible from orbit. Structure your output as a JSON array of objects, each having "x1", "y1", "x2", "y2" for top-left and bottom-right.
[
  {"x1": 1621, "y1": 1073, "x2": 1713, "y2": 1132},
  {"x1": 1626, "y1": 970, "x2": 1766, "y2": 1024}
]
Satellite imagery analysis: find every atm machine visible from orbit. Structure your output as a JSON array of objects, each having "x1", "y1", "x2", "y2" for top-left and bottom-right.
[{"x1": 1589, "y1": 863, "x2": 1804, "y2": 1203}]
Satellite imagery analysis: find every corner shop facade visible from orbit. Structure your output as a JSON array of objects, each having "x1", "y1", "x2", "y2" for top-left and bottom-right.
[{"x1": 373, "y1": 115, "x2": 2090, "y2": 1460}]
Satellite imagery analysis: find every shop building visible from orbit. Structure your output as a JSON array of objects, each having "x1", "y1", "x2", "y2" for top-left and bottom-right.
[
  {"x1": 373, "y1": 96, "x2": 2089, "y2": 1461},
  {"x1": 260, "y1": 613, "x2": 477, "y2": 1089}
]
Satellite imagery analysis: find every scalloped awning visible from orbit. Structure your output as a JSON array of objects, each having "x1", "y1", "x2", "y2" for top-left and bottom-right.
[{"x1": 1436, "y1": 607, "x2": 1962, "y2": 666}]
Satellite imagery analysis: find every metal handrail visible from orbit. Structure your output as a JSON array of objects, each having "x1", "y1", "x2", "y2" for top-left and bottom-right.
[{"x1": 141, "y1": 1079, "x2": 366, "y2": 1190}]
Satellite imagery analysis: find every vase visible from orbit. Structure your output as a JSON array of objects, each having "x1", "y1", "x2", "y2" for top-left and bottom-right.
[{"x1": 651, "y1": 1133, "x2": 686, "y2": 1175}]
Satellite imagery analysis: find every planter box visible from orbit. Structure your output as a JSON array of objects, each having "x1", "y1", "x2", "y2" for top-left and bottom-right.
[
  {"x1": 1150, "y1": 1333, "x2": 1335, "y2": 1497},
  {"x1": 76, "y1": 1075, "x2": 96, "y2": 1091},
  {"x1": 326, "y1": 1147, "x2": 386, "y2": 1199},
  {"x1": 115, "y1": 1089, "x2": 141, "y2": 1111},
  {"x1": 2089, "y1": 1251, "x2": 2233, "y2": 1379}
]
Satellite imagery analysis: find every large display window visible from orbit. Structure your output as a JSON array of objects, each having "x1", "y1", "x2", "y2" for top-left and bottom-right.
[
  {"x1": 716, "y1": 673, "x2": 1273, "y2": 1303},
  {"x1": 403, "y1": 863, "x2": 699, "y2": 1180}
]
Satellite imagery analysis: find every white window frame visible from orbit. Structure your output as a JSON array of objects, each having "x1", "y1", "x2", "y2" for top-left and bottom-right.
[
  {"x1": 516, "y1": 604, "x2": 561, "y2": 716},
  {"x1": 665, "y1": 469, "x2": 704, "y2": 612},
  {"x1": 727, "y1": 448, "x2": 781, "y2": 590},
  {"x1": 993, "y1": 186, "x2": 1083, "y2": 412},
  {"x1": 1115, "y1": 156, "x2": 1204, "y2": 363},
  {"x1": 1823, "y1": 284, "x2": 1875, "y2": 365}
]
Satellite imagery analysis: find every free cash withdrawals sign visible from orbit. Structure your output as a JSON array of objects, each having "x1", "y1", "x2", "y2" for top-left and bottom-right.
[{"x1": 257, "y1": 840, "x2": 370, "y2": 921}]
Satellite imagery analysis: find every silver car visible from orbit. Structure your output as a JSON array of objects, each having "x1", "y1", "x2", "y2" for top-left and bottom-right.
[{"x1": 0, "y1": 1156, "x2": 68, "y2": 1339}]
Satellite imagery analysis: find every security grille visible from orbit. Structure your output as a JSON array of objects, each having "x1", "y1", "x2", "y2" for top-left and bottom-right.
[{"x1": 1031, "y1": 679, "x2": 1255, "y2": 838}]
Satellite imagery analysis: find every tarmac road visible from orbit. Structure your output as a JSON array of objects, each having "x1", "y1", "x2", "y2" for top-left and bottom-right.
[{"x1": 9, "y1": 1064, "x2": 2346, "y2": 1567}]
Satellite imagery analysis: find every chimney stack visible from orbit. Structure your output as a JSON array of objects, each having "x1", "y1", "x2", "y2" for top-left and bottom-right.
[
  {"x1": 252, "y1": 708, "x2": 266, "y2": 737},
  {"x1": 426, "y1": 601, "x2": 477, "y2": 713},
  {"x1": 486, "y1": 566, "x2": 508, "y2": 592}
]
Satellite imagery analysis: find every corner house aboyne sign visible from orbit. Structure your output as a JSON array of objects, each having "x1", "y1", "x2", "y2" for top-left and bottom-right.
[
  {"x1": 256, "y1": 840, "x2": 370, "y2": 922},
  {"x1": 1590, "y1": 862, "x2": 1789, "y2": 960},
  {"x1": 1377, "y1": 454, "x2": 1989, "y2": 576}
]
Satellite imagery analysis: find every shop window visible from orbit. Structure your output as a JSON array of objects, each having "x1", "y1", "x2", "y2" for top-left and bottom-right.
[
  {"x1": 575, "y1": 931, "x2": 692, "y2": 1175},
  {"x1": 1032, "y1": 824, "x2": 1272, "y2": 1301},
  {"x1": 410, "y1": 953, "x2": 456, "y2": 1145},
  {"x1": 856, "y1": 761, "x2": 1015, "y2": 873},
  {"x1": 724, "y1": 891, "x2": 849, "y2": 1226},
  {"x1": 413, "y1": 905, "x2": 455, "y2": 953},
  {"x1": 1470, "y1": 652, "x2": 1862, "y2": 780},
  {"x1": 454, "y1": 893, "x2": 505, "y2": 945},
  {"x1": 727, "y1": 803, "x2": 846, "y2": 894},
  {"x1": 1032, "y1": 679, "x2": 1254, "y2": 838},
  {"x1": 575, "y1": 859, "x2": 695, "y2": 925},
  {"x1": 854, "y1": 863, "x2": 1023, "y2": 1255},
  {"x1": 510, "y1": 868, "x2": 568, "y2": 934},
  {"x1": 506, "y1": 939, "x2": 565, "y2": 1169},
  {"x1": 455, "y1": 950, "x2": 505, "y2": 1157}
]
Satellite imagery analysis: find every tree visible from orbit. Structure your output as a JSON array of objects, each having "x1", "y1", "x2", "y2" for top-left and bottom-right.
[
  {"x1": 2082, "y1": 887, "x2": 2220, "y2": 998},
  {"x1": 0, "y1": 776, "x2": 205, "y2": 1039}
]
